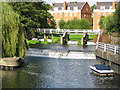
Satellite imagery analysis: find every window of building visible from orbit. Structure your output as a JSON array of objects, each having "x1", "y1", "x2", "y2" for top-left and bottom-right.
[
  {"x1": 54, "y1": 7, "x2": 58, "y2": 11},
  {"x1": 103, "y1": 13, "x2": 106, "y2": 16},
  {"x1": 98, "y1": 26, "x2": 100, "y2": 30},
  {"x1": 74, "y1": 7, "x2": 78, "y2": 10},
  {"x1": 109, "y1": 6, "x2": 112, "y2": 9},
  {"x1": 78, "y1": 7, "x2": 81, "y2": 10},
  {"x1": 68, "y1": 7, "x2": 70, "y2": 10},
  {"x1": 60, "y1": 13, "x2": 62, "y2": 17},
  {"x1": 84, "y1": 14, "x2": 86, "y2": 17},
  {"x1": 86, "y1": 8, "x2": 88, "y2": 11},
  {"x1": 100, "y1": 6, "x2": 105, "y2": 10},
  {"x1": 65, "y1": 13, "x2": 68, "y2": 17},
  {"x1": 55, "y1": 13, "x2": 58, "y2": 17},
  {"x1": 74, "y1": 13, "x2": 77, "y2": 17},
  {"x1": 56, "y1": 19, "x2": 60, "y2": 23},
  {"x1": 98, "y1": 19, "x2": 100, "y2": 24},
  {"x1": 98, "y1": 13, "x2": 100, "y2": 17},
  {"x1": 58, "y1": 7, "x2": 62, "y2": 10},
  {"x1": 70, "y1": 13, "x2": 72, "y2": 17},
  {"x1": 70, "y1": 7, "x2": 74, "y2": 10},
  {"x1": 66, "y1": 19, "x2": 69, "y2": 21}
]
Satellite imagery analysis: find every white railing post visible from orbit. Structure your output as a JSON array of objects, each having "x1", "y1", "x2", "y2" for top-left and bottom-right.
[
  {"x1": 96, "y1": 42, "x2": 98, "y2": 49},
  {"x1": 104, "y1": 43, "x2": 106, "y2": 51},
  {"x1": 62, "y1": 29, "x2": 64, "y2": 33},
  {"x1": 114, "y1": 46, "x2": 117, "y2": 54},
  {"x1": 44, "y1": 29, "x2": 46, "y2": 33}
]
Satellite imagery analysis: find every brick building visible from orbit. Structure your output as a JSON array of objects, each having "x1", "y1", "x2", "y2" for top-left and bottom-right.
[
  {"x1": 93, "y1": 0, "x2": 116, "y2": 30},
  {"x1": 49, "y1": 1, "x2": 92, "y2": 27}
]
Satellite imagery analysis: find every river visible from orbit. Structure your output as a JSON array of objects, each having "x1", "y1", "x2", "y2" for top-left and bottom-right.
[{"x1": 1, "y1": 43, "x2": 120, "y2": 88}]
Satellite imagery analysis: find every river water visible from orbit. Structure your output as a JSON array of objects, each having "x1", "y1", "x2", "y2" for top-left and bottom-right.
[{"x1": 1, "y1": 44, "x2": 120, "y2": 88}]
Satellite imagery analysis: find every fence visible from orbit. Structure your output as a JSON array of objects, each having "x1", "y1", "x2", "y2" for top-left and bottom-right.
[
  {"x1": 96, "y1": 42, "x2": 120, "y2": 55},
  {"x1": 35, "y1": 28, "x2": 100, "y2": 34}
]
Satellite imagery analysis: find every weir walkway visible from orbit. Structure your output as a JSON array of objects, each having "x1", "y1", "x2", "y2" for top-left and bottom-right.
[
  {"x1": 35, "y1": 28, "x2": 100, "y2": 35},
  {"x1": 35, "y1": 28, "x2": 99, "y2": 45}
]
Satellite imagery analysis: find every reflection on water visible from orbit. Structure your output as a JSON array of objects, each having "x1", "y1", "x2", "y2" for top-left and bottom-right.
[
  {"x1": 30, "y1": 43, "x2": 95, "y2": 51},
  {"x1": 1, "y1": 56, "x2": 120, "y2": 88},
  {"x1": 1, "y1": 44, "x2": 120, "y2": 88}
]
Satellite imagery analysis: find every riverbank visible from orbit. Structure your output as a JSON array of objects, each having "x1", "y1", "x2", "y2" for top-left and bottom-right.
[{"x1": 27, "y1": 34, "x2": 96, "y2": 45}]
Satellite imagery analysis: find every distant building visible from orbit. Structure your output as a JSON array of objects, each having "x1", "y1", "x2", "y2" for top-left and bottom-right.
[
  {"x1": 49, "y1": 1, "x2": 92, "y2": 27},
  {"x1": 93, "y1": 0, "x2": 116, "y2": 30}
]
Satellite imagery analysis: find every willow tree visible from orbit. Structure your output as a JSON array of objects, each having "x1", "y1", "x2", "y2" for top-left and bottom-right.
[{"x1": 2, "y1": 3, "x2": 26, "y2": 59}]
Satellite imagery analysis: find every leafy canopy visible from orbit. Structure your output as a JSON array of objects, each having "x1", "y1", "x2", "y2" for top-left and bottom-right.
[{"x1": 59, "y1": 18, "x2": 90, "y2": 29}]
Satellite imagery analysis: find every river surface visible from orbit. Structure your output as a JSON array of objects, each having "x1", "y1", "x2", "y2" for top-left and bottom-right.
[{"x1": 1, "y1": 44, "x2": 120, "y2": 88}]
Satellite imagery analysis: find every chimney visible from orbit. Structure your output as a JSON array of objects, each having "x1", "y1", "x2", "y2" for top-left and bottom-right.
[
  {"x1": 63, "y1": 1, "x2": 67, "y2": 10},
  {"x1": 96, "y1": 2, "x2": 99, "y2": 5},
  {"x1": 52, "y1": 3, "x2": 54, "y2": 6},
  {"x1": 112, "y1": 0, "x2": 116, "y2": 9}
]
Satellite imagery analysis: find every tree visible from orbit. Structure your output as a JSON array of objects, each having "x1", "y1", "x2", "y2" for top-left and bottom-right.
[
  {"x1": 91, "y1": 4, "x2": 95, "y2": 12},
  {"x1": 9, "y1": 2, "x2": 55, "y2": 39},
  {"x1": 58, "y1": 20, "x2": 65, "y2": 29},
  {"x1": 79, "y1": 18, "x2": 90, "y2": 29},
  {"x1": 2, "y1": 3, "x2": 26, "y2": 59},
  {"x1": 111, "y1": 3, "x2": 120, "y2": 33},
  {"x1": 99, "y1": 3, "x2": 120, "y2": 33},
  {"x1": 62, "y1": 18, "x2": 90, "y2": 29},
  {"x1": 99, "y1": 16, "x2": 105, "y2": 29}
]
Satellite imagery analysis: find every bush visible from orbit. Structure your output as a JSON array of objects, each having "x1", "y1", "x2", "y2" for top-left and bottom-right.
[{"x1": 58, "y1": 18, "x2": 91, "y2": 29}]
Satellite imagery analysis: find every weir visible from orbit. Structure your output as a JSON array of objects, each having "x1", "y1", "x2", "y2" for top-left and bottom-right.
[
  {"x1": 35, "y1": 28, "x2": 96, "y2": 46},
  {"x1": 26, "y1": 48, "x2": 96, "y2": 59}
]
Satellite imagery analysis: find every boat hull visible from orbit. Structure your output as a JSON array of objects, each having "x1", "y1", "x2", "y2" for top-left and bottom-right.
[{"x1": 90, "y1": 65, "x2": 114, "y2": 76}]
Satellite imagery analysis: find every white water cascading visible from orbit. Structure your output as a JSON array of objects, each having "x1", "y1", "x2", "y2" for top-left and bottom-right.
[{"x1": 26, "y1": 48, "x2": 96, "y2": 59}]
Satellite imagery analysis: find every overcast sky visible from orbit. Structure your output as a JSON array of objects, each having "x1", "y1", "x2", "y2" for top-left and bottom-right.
[{"x1": 44, "y1": 0, "x2": 115, "y2": 6}]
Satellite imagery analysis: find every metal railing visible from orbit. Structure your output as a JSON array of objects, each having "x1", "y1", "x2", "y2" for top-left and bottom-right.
[
  {"x1": 35, "y1": 28, "x2": 100, "y2": 34},
  {"x1": 96, "y1": 42, "x2": 120, "y2": 55}
]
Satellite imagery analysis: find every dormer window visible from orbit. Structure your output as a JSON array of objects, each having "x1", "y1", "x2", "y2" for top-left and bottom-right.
[
  {"x1": 78, "y1": 7, "x2": 81, "y2": 10},
  {"x1": 58, "y1": 7, "x2": 62, "y2": 10},
  {"x1": 54, "y1": 7, "x2": 58, "y2": 11},
  {"x1": 70, "y1": 7, "x2": 74, "y2": 10},
  {"x1": 109, "y1": 6, "x2": 112, "y2": 9},
  {"x1": 100, "y1": 6, "x2": 105, "y2": 10}
]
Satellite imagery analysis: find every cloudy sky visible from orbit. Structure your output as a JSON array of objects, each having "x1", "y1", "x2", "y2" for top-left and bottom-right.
[{"x1": 44, "y1": 0, "x2": 115, "y2": 6}]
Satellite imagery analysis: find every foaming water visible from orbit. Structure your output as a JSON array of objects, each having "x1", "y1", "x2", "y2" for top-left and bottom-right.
[
  {"x1": 1, "y1": 44, "x2": 120, "y2": 88},
  {"x1": 26, "y1": 48, "x2": 96, "y2": 59}
]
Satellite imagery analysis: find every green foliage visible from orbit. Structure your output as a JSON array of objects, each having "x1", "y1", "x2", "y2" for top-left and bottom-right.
[
  {"x1": 58, "y1": 20, "x2": 65, "y2": 29},
  {"x1": 52, "y1": 37, "x2": 60, "y2": 44},
  {"x1": 9, "y1": 2, "x2": 55, "y2": 39},
  {"x1": 16, "y1": 25, "x2": 26, "y2": 59},
  {"x1": 2, "y1": 3, "x2": 26, "y2": 59},
  {"x1": 99, "y1": 3, "x2": 120, "y2": 33},
  {"x1": 79, "y1": 18, "x2": 91, "y2": 29},
  {"x1": 69, "y1": 35, "x2": 83, "y2": 41},
  {"x1": 2, "y1": 3, "x2": 19, "y2": 57},
  {"x1": 99, "y1": 16, "x2": 105, "y2": 29},
  {"x1": 111, "y1": 3, "x2": 120, "y2": 33},
  {"x1": 49, "y1": 18, "x2": 56, "y2": 29},
  {"x1": 91, "y1": 4, "x2": 95, "y2": 12},
  {"x1": 27, "y1": 40, "x2": 40, "y2": 44},
  {"x1": 88, "y1": 35, "x2": 96, "y2": 40},
  {"x1": 59, "y1": 18, "x2": 90, "y2": 29}
]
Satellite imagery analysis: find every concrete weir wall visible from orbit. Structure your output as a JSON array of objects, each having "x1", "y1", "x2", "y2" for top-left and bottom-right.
[
  {"x1": 94, "y1": 49, "x2": 120, "y2": 74},
  {"x1": 0, "y1": 57, "x2": 22, "y2": 69}
]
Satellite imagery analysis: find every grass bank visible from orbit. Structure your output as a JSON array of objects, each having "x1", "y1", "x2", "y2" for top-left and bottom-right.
[{"x1": 27, "y1": 34, "x2": 96, "y2": 45}]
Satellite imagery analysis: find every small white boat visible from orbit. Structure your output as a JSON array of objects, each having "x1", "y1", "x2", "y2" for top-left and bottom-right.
[{"x1": 90, "y1": 64, "x2": 114, "y2": 76}]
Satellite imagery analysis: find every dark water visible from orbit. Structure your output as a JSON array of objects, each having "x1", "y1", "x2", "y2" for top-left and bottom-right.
[{"x1": 1, "y1": 44, "x2": 120, "y2": 88}]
